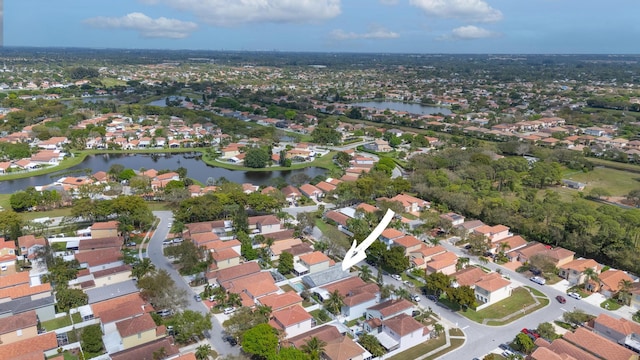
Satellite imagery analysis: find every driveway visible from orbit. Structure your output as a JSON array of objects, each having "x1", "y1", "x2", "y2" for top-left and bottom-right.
[{"x1": 147, "y1": 211, "x2": 239, "y2": 357}]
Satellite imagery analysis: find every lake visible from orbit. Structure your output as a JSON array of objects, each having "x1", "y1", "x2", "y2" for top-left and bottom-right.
[
  {"x1": 352, "y1": 101, "x2": 452, "y2": 115},
  {"x1": 0, "y1": 153, "x2": 326, "y2": 194}
]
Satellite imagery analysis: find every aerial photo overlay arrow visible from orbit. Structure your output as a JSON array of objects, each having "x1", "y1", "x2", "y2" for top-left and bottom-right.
[{"x1": 342, "y1": 209, "x2": 395, "y2": 271}]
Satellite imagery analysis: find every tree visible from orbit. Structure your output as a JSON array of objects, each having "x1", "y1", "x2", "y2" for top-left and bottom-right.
[
  {"x1": 0, "y1": 210, "x2": 23, "y2": 240},
  {"x1": 131, "y1": 258, "x2": 156, "y2": 280},
  {"x1": 529, "y1": 254, "x2": 557, "y2": 275},
  {"x1": 537, "y1": 322, "x2": 558, "y2": 340},
  {"x1": 241, "y1": 323, "x2": 278, "y2": 360},
  {"x1": 325, "y1": 290, "x2": 345, "y2": 315},
  {"x1": 382, "y1": 246, "x2": 410, "y2": 274},
  {"x1": 245, "y1": 148, "x2": 270, "y2": 168},
  {"x1": 223, "y1": 307, "x2": 269, "y2": 340},
  {"x1": 425, "y1": 272, "x2": 451, "y2": 297},
  {"x1": 195, "y1": 344, "x2": 212, "y2": 360},
  {"x1": 81, "y1": 325, "x2": 104, "y2": 354},
  {"x1": 171, "y1": 310, "x2": 212, "y2": 344},
  {"x1": 358, "y1": 334, "x2": 386, "y2": 357},
  {"x1": 512, "y1": 332, "x2": 535, "y2": 354},
  {"x1": 278, "y1": 347, "x2": 310, "y2": 360},
  {"x1": 56, "y1": 287, "x2": 89, "y2": 312},
  {"x1": 138, "y1": 269, "x2": 188, "y2": 312},
  {"x1": 582, "y1": 267, "x2": 599, "y2": 291},
  {"x1": 618, "y1": 279, "x2": 634, "y2": 305},
  {"x1": 433, "y1": 323, "x2": 444, "y2": 336},
  {"x1": 380, "y1": 284, "x2": 395, "y2": 300},
  {"x1": 446, "y1": 285, "x2": 477, "y2": 310},
  {"x1": 301, "y1": 336, "x2": 326, "y2": 360},
  {"x1": 278, "y1": 251, "x2": 294, "y2": 275},
  {"x1": 563, "y1": 309, "x2": 595, "y2": 325},
  {"x1": 359, "y1": 265, "x2": 373, "y2": 282},
  {"x1": 456, "y1": 257, "x2": 470, "y2": 271},
  {"x1": 467, "y1": 233, "x2": 490, "y2": 256},
  {"x1": 394, "y1": 287, "x2": 412, "y2": 301}
]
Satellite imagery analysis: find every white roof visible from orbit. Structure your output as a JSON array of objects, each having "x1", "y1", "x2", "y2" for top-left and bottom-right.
[{"x1": 375, "y1": 331, "x2": 399, "y2": 350}]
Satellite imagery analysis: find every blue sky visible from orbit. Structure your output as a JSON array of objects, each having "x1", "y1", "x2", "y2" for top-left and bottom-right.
[{"x1": 5, "y1": 0, "x2": 638, "y2": 54}]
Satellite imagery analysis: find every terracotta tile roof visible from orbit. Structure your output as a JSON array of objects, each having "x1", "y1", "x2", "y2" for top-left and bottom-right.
[
  {"x1": 380, "y1": 228, "x2": 404, "y2": 240},
  {"x1": 17, "y1": 235, "x2": 46, "y2": 251},
  {"x1": 186, "y1": 221, "x2": 214, "y2": 235},
  {"x1": 0, "y1": 282, "x2": 51, "y2": 300},
  {"x1": 223, "y1": 271, "x2": 279, "y2": 298},
  {"x1": 287, "y1": 325, "x2": 342, "y2": 349},
  {"x1": 474, "y1": 224, "x2": 509, "y2": 236},
  {"x1": 316, "y1": 181, "x2": 336, "y2": 193},
  {"x1": 258, "y1": 291, "x2": 303, "y2": 311},
  {"x1": 594, "y1": 313, "x2": 640, "y2": 337},
  {"x1": 427, "y1": 251, "x2": 458, "y2": 270},
  {"x1": 530, "y1": 346, "x2": 576, "y2": 360},
  {"x1": 249, "y1": 215, "x2": 280, "y2": 226},
  {"x1": 207, "y1": 262, "x2": 261, "y2": 283},
  {"x1": 343, "y1": 291, "x2": 376, "y2": 307},
  {"x1": 459, "y1": 219, "x2": 485, "y2": 231},
  {"x1": 281, "y1": 185, "x2": 302, "y2": 197},
  {"x1": 288, "y1": 243, "x2": 314, "y2": 257},
  {"x1": 212, "y1": 248, "x2": 240, "y2": 262},
  {"x1": 367, "y1": 298, "x2": 414, "y2": 318},
  {"x1": 411, "y1": 245, "x2": 447, "y2": 260},
  {"x1": 393, "y1": 235, "x2": 422, "y2": 249},
  {"x1": 0, "y1": 332, "x2": 58, "y2": 359},
  {"x1": 382, "y1": 313, "x2": 425, "y2": 336},
  {"x1": 356, "y1": 203, "x2": 378, "y2": 213},
  {"x1": 597, "y1": 270, "x2": 633, "y2": 293},
  {"x1": 0, "y1": 310, "x2": 37, "y2": 335},
  {"x1": 299, "y1": 183, "x2": 322, "y2": 196},
  {"x1": 90, "y1": 220, "x2": 119, "y2": 230},
  {"x1": 206, "y1": 239, "x2": 241, "y2": 252},
  {"x1": 271, "y1": 304, "x2": 312, "y2": 328},
  {"x1": 323, "y1": 335, "x2": 367, "y2": 360},
  {"x1": 564, "y1": 327, "x2": 636, "y2": 360},
  {"x1": 325, "y1": 211, "x2": 350, "y2": 227},
  {"x1": 173, "y1": 354, "x2": 197, "y2": 360},
  {"x1": 110, "y1": 338, "x2": 179, "y2": 360},
  {"x1": 116, "y1": 313, "x2": 157, "y2": 338},
  {"x1": 322, "y1": 277, "x2": 368, "y2": 297},
  {"x1": 261, "y1": 186, "x2": 278, "y2": 195},
  {"x1": 75, "y1": 248, "x2": 122, "y2": 267},
  {"x1": 78, "y1": 236, "x2": 122, "y2": 251},
  {"x1": 299, "y1": 251, "x2": 331, "y2": 266},
  {"x1": 270, "y1": 238, "x2": 303, "y2": 256},
  {"x1": 494, "y1": 235, "x2": 527, "y2": 251},
  {"x1": 92, "y1": 264, "x2": 132, "y2": 278},
  {"x1": 474, "y1": 272, "x2": 510, "y2": 292},
  {"x1": 100, "y1": 298, "x2": 153, "y2": 324},
  {"x1": 191, "y1": 232, "x2": 220, "y2": 245},
  {"x1": 92, "y1": 293, "x2": 147, "y2": 319},
  {"x1": 452, "y1": 266, "x2": 486, "y2": 287},
  {"x1": 560, "y1": 258, "x2": 601, "y2": 273},
  {"x1": 0, "y1": 272, "x2": 30, "y2": 289}
]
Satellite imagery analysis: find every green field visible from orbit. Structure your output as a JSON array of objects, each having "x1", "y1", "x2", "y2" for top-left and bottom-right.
[
  {"x1": 563, "y1": 166, "x2": 640, "y2": 196},
  {"x1": 461, "y1": 287, "x2": 543, "y2": 325}
]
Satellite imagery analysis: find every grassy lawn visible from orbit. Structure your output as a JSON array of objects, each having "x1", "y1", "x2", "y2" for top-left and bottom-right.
[
  {"x1": 99, "y1": 77, "x2": 128, "y2": 87},
  {"x1": 314, "y1": 219, "x2": 349, "y2": 244},
  {"x1": 525, "y1": 286, "x2": 545, "y2": 297},
  {"x1": 388, "y1": 334, "x2": 446, "y2": 360},
  {"x1": 424, "y1": 338, "x2": 465, "y2": 360},
  {"x1": 280, "y1": 284, "x2": 295, "y2": 293},
  {"x1": 62, "y1": 351, "x2": 80, "y2": 360},
  {"x1": 42, "y1": 315, "x2": 72, "y2": 331},
  {"x1": 461, "y1": 288, "x2": 539, "y2": 324},
  {"x1": 309, "y1": 309, "x2": 330, "y2": 325},
  {"x1": 0, "y1": 154, "x2": 88, "y2": 181},
  {"x1": 449, "y1": 328, "x2": 464, "y2": 336},
  {"x1": 562, "y1": 166, "x2": 640, "y2": 196},
  {"x1": 601, "y1": 298, "x2": 623, "y2": 311},
  {"x1": 587, "y1": 157, "x2": 640, "y2": 173}
]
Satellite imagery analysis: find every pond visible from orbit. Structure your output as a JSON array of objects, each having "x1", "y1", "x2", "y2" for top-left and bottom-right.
[
  {"x1": 0, "y1": 153, "x2": 326, "y2": 194},
  {"x1": 351, "y1": 101, "x2": 452, "y2": 115}
]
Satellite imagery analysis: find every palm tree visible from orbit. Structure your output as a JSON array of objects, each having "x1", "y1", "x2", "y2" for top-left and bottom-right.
[
  {"x1": 256, "y1": 305, "x2": 272, "y2": 321},
  {"x1": 456, "y1": 257, "x2": 470, "y2": 271},
  {"x1": 478, "y1": 256, "x2": 489, "y2": 265},
  {"x1": 359, "y1": 265, "x2": 373, "y2": 282},
  {"x1": 380, "y1": 284, "x2": 395, "y2": 300},
  {"x1": 227, "y1": 292, "x2": 242, "y2": 308},
  {"x1": 433, "y1": 323, "x2": 444, "y2": 337},
  {"x1": 618, "y1": 279, "x2": 634, "y2": 306},
  {"x1": 394, "y1": 287, "x2": 412, "y2": 301},
  {"x1": 131, "y1": 258, "x2": 155, "y2": 280},
  {"x1": 582, "y1": 268, "x2": 599, "y2": 292},
  {"x1": 498, "y1": 242, "x2": 511, "y2": 255},
  {"x1": 325, "y1": 290, "x2": 345, "y2": 315},
  {"x1": 301, "y1": 336, "x2": 327, "y2": 360},
  {"x1": 195, "y1": 344, "x2": 212, "y2": 360}
]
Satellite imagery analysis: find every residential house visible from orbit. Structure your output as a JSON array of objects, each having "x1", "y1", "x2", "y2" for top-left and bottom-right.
[
  {"x1": 0, "y1": 274, "x2": 55, "y2": 321},
  {"x1": 473, "y1": 272, "x2": 512, "y2": 309},
  {"x1": 116, "y1": 313, "x2": 165, "y2": 350},
  {"x1": 287, "y1": 325, "x2": 371, "y2": 360},
  {"x1": 316, "y1": 181, "x2": 337, "y2": 194},
  {"x1": 598, "y1": 270, "x2": 635, "y2": 298},
  {"x1": 378, "y1": 313, "x2": 430, "y2": 352},
  {"x1": 319, "y1": 277, "x2": 380, "y2": 322},
  {"x1": 30, "y1": 150, "x2": 64, "y2": 165},
  {"x1": 451, "y1": 266, "x2": 486, "y2": 288},
  {"x1": 78, "y1": 236, "x2": 122, "y2": 252},
  {"x1": 0, "y1": 239, "x2": 17, "y2": 271},
  {"x1": 110, "y1": 338, "x2": 179, "y2": 360},
  {"x1": 514, "y1": 242, "x2": 575, "y2": 267},
  {"x1": 206, "y1": 261, "x2": 261, "y2": 287},
  {"x1": 281, "y1": 185, "x2": 302, "y2": 204},
  {"x1": 439, "y1": 212, "x2": 465, "y2": 226},
  {"x1": 297, "y1": 251, "x2": 332, "y2": 275},
  {"x1": 379, "y1": 228, "x2": 405, "y2": 249},
  {"x1": 248, "y1": 215, "x2": 281, "y2": 235},
  {"x1": 17, "y1": 234, "x2": 46, "y2": 260},
  {"x1": 258, "y1": 292, "x2": 304, "y2": 312},
  {"x1": 0, "y1": 310, "x2": 38, "y2": 345},
  {"x1": 392, "y1": 235, "x2": 422, "y2": 257},
  {"x1": 211, "y1": 248, "x2": 241, "y2": 270},
  {"x1": 299, "y1": 183, "x2": 323, "y2": 201},
  {"x1": 325, "y1": 211, "x2": 350, "y2": 229},
  {"x1": 558, "y1": 258, "x2": 601, "y2": 287},
  {"x1": 381, "y1": 194, "x2": 430, "y2": 213},
  {"x1": 0, "y1": 331, "x2": 58, "y2": 360},
  {"x1": 364, "y1": 139, "x2": 392, "y2": 152},
  {"x1": 91, "y1": 221, "x2": 119, "y2": 239},
  {"x1": 365, "y1": 298, "x2": 414, "y2": 332},
  {"x1": 75, "y1": 248, "x2": 123, "y2": 272},
  {"x1": 593, "y1": 313, "x2": 640, "y2": 354},
  {"x1": 269, "y1": 304, "x2": 313, "y2": 339},
  {"x1": 563, "y1": 327, "x2": 638, "y2": 360},
  {"x1": 426, "y1": 251, "x2": 459, "y2": 276},
  {"x1": 473, "y1": 224, "x2": 511, "y2": 243},
  {"x1": 410, "y1": 245, "x2": 447, "y2": 270},
  {"x1": 222, "y1": 271, "x2": 279, "y2": 304},
  {"x1": 457, "y1": 220, "x2": 486, "y2": 235},
  {"x1": 493, "y1": 235, "x2": 528, "y2": 259},
  {"x1": 85, "y1": 279, "x2": 139, "y2": 305}
]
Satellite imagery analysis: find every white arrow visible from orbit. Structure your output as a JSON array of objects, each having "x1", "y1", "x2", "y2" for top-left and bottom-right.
[{"x1": 342, "y1": 209, "x2": 395, "y2": 271}]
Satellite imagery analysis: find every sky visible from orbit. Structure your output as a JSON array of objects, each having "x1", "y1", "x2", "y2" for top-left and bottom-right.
[{"x1": 4, "y1": 0, "x2": 639, "y2": 54}]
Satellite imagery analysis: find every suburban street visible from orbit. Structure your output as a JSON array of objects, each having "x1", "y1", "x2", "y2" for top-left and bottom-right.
[{"x1": 146, "y1": 211, "x2": 240, "y2": 357}]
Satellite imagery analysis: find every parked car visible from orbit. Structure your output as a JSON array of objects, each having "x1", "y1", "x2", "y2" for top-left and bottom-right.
[
  {"x1": 224, "y1": 335, "x2": 238, "y2": 346},
  {"x1": 530, "y1": 276, "x2": 546, "y2": 285},
  {"x1": 194, "y1": 295, "x2": 202, "y2": 302},
  {"x1": 426, "y1": 295, "x2": 438, "y2": 302},
  {"x1": 172, "y1": 238, "x2": 184, "y2": 244},
  {"x1": 224, "y1": 307, "x2": 236, "y2": 315},
  {"x1": 126, "y1": 242, "x2": 136, "y2": 247},
  {"x1": 162, "y1": 239, "x2": 173, "y2": 246},
  {"x1": 556, "y1": 295, "x2": 566, "y2": 304},
  {"x1": 404, "y1": 280, "x2": 415, "y2": 288},
  {"x1": 499, "y1": 343, "x2": 510, "y2": 351},
  {"x1": 567, "y1": 292, "x2": 582, "y2": 300},
  {"x1": 391, "y1": 274, "x2": 402, "y2": 281},
  {"x1": 413, "y1": 294, "x2": 421, "y2": 302},
  {"x1": 156, "y1": 309, "x2": 172, "y2": 317}
]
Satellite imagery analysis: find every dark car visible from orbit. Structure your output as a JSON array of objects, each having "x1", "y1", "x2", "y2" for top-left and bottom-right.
[
  {"x1": 499, "y1": 343, "x2": 510, "y2": 351},
  {"x1": 224, "y1": 335, "x2": 237, "y2": 346},
  {"x1": 556, "y1": 295, "x2": 566, "y2": 304},
  {"x1": 426, "y1": 295, "x2": 438, "y2": 302}
]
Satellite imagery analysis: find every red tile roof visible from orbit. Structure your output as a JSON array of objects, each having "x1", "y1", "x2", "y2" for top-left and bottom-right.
[
  {"x1": 270, "y1": 304, "x2": 312, "y2": 329},
  {"x1": 299, "y1": 251, "x2": 331, "y2": 266},
  {"x1": 116, "y1": 313, "x2": 157, "y2": 338},
  {"x1": 383, "y1": 313, "x2": 426, "y2": 337}
]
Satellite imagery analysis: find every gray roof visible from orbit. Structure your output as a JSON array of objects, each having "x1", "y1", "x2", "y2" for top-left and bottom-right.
[
  {"x1": 302, "y1": 264, "x2": 350, "y2": 288},
  {"x1": 86, "y1": 280, "x2": 139, "y2": 304},
  {"x1": 0, "y1": 295, "x2": 55, "y2": 317}
]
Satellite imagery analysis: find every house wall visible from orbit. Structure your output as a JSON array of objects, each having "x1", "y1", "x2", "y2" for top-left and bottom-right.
[
  {"x1": 258, "y1": 223, "x2": 281, "y2": 235},
  {"x1": 559, "y1": 268, "x2": 585, "y2": 285},
  {"x1": 593, "y1": 322, "x2": 626, "y2": 343},
  {"x1": 215, "y1": 256, "x2": 240, "y2": 270},
  {"x1": 476, "y1": 286, "x2": 511, "y2": 310},
  {"x1": 284, "y1": 318, "x2": 313, "y2": 339},
  {"x1": 308, "y1": 261, "x2": 330, "y2": 274},
  {"x1": 0, "y1": 325, "x2": 38, "y2": 344},
  {"x1": 383, "y1": 326, "x2": 428, "y2": 350},
  {"x1": 343, "y1": 298, "x2": 378, "y2": 322},
  {"x1": 93, "y1": 271, "x2": 132, "y2": 288},
  {"x1": 122, "y1": 329, "x2": 158, "y2": 349}
]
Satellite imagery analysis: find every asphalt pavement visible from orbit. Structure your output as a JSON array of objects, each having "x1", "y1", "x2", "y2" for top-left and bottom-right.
[{"x1": 147, "y1": 211, "x2": 239, "y2": 357}]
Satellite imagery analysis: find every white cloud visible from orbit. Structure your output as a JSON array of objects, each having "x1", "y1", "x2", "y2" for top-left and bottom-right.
[
  {"x1": 84, "y1": 13, "x2": 198, "y2": 39},
  {"x1": 144, "y1": 0, "x2": 341, "y2": 26},
  {"x1": 331, "y1": 26, "x2": 399, "y2": 40},
  {"x1": 379, "y1": 0, "x2": 399, "y2": 5},
  {"x1": 410, "y1": 0, "x2": 503, "y2": 22},
  {"x1": 438, "y1": 25, "x2": 499, "y2": 40}
]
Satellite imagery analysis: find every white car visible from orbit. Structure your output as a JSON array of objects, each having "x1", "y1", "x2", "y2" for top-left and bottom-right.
[
  {"x1": 413, "y1": 294, "x2": 421, "y2": 302},
  {"x1": 391, "y1": 274, "x2": 402, "y2": 281},
  {"x1": 530, "y1": 276, "x2": 546, "y2": 285},
  {"x1": 567, "y1": 292, "x2": 581, "y2": 300}
]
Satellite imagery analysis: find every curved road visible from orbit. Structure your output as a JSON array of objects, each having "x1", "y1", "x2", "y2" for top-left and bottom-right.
[{"x1": 146, "y1": 211, "x2": 239, "y2": 357}]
